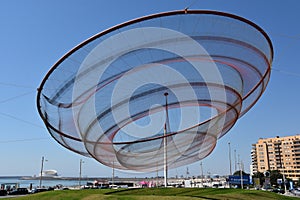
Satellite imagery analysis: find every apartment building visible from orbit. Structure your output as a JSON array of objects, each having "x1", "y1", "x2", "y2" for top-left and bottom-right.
[{"x1": 251, "y1": 135, "x2": 300, "y2": 181}]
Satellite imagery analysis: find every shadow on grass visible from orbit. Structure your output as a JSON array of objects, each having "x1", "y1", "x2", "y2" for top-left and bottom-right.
[
  {"x1": 104, "y1": 188, "x2": 141, "y2": 195},
  {"x1": 104, "y1": 188, "x2": 219, "y2": 200},
  {"x1": 187, "y1": 196, "x2": 218, "y2": 200}
]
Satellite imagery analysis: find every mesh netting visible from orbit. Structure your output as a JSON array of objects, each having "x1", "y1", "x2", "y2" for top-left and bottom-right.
[{"x1": 37, "y1": 10, "x2": 273, "y2": 172}]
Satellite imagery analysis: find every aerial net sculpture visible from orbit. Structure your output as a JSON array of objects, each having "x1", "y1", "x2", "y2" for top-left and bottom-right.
[{"x1": 37, "y1": 10, "x2": 273, "y2": 173}]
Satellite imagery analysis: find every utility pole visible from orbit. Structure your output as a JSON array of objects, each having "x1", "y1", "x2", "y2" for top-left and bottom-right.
[
  {"x1": 228, "y1": 142, "x2": 232, "y2": 175},
  {"x1": 186, "y1": 166, "x2": 189, "y2": 179}
]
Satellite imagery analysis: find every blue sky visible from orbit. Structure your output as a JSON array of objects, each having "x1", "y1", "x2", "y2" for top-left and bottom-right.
[{"x1": 0, "y1": 0, "x2": 300, "y2": 178}]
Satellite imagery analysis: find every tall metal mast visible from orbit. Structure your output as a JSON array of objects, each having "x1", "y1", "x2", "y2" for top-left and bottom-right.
[{"x1": 164, "y1": 92, "x2": 169, "y2": 187}]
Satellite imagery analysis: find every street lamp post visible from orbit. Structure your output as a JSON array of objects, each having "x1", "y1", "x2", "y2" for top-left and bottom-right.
[
  {"x1": 228, "y1": 142, "x2": 232, "y2": 175},
  {"x1": 79, "y1": 159, "x2": 84, "y2": 188},
  {"x1": 283, "y1": 174, "x2": 287, "y2": 194},
  {"x1": 39, "y1": 156, "x2": 47, "y2": 188},
  {"x1": 207, "y1": 171, "x2": 211, "y2": 187},
  {"x1": 112, "y1": 161, "x2": 115, "y2": 186},
  {"x1": 238, "y1": 155, "x2": 243, "y2": 189},
  {"x1": 240, "y1": 161, "x2": 243, "y2": 189},
  {"x1": 200, "y1": 162, "x2": 203, "y2": 187},
  {"x1": 234, "y1": 149, "x2": 237, "y2": 172}
]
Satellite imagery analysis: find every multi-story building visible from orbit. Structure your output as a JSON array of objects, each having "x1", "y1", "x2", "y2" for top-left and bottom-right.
[{"x1": 251, "y1": 135, "x2": 300, "y2": 181}]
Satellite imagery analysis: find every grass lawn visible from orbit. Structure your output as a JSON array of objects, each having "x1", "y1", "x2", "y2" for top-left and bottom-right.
[{"x1": 2, "y1": 188, "x2": 299, "y2": 200}]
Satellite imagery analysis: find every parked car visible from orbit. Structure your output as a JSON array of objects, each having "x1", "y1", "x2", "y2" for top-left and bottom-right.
[
  {"x1": 30, "y1": 188, "x2": 48, "y2": 194},
  {"x1": 291, "y1": 189, "x2": 300, "y2": 196},
  {"x1": 0, "y1": 190, "x2": 8, "y2": 196},
  {"x1": 109, "y1": 185, "x2": 119, "y2": 189},
  {"x1": 272, "y1": 188, "x2": 284, "y2": 194},
  {"x1": 98, "y1": 185, "x2": 109, "y2": 189},
  {"x1": 9, "y1": 188, "x2": 28, "y2": 195}
]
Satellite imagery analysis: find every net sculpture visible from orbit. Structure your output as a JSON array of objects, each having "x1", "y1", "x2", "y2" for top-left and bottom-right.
[{"x1": 37, "y1": 10, "x2": 273, "y2": 173}]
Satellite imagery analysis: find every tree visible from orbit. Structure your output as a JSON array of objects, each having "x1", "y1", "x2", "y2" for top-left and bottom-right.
[
  {"x1": 252, "y1": 172, "x2": 264, "y2": 187},
  {"x1": 252, "y1": 170, "x2": 285, "y2": 188},
  {"x1": 296, "y1": 178, "x2": 300, "y2": 187},
  {"x1": 233, "y1": 170, "x2": 248, "y2": 176},
  {"x1": 252, "y1": 171, "x2": 264, "y2": 179},
  {"x1": 269, "y1": 170, "x2": 283, "y2": 187}
]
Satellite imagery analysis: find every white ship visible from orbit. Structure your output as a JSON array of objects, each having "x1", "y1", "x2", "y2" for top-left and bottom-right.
[
  {"x1": 21, "y1": 170, "x2": 60, "y2": 180},
  {"x1": 40, "y1": 170, "x2": 59, "y2": 178}
]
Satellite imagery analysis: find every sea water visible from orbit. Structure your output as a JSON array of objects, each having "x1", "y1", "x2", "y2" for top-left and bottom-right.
[{"x1": 0, "y1": 177, "x2": 91, "y2": 188}]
